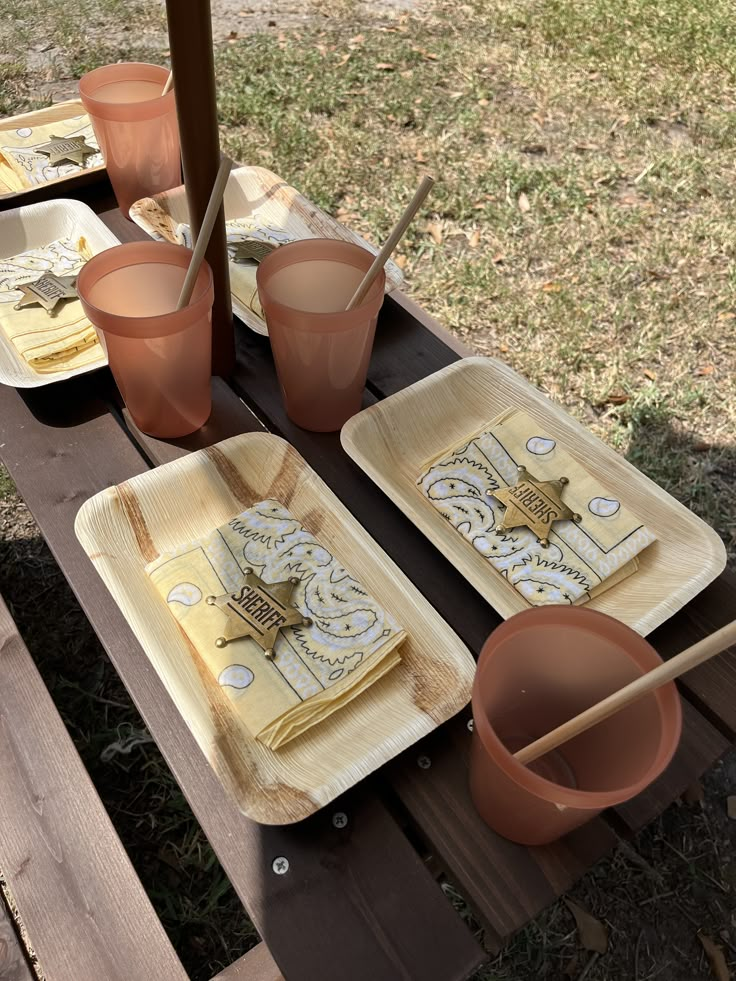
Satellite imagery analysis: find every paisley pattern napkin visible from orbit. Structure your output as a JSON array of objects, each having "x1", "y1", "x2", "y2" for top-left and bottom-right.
[
  {"x1": 0, "y1": 116, "x2": 101, "y2": 191},
  {"x1": 146, "y1": 500, "x2": 405, "y2": 750},
  {"x1": 172, "y1": 217, "x2": 292, "y2": 319},
  {"x1": 0, "y1": 236, "x2": 102, "y2": 373},
  {"x1": 418, "y1": 408, "x2": 656, "y2": 607}
]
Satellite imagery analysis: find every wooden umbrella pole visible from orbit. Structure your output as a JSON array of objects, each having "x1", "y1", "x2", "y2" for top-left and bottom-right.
[
  {"x1": 165, "y1": 0, "x2": 234, "y2": 375},
  {"x1": 514, "y1": 619, "x2": 736, "y2": 767}
]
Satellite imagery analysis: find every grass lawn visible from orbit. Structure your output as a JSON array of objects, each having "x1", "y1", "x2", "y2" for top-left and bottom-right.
[{"x1": 0, "y1": 0, "x2": 734, "y2": 977}]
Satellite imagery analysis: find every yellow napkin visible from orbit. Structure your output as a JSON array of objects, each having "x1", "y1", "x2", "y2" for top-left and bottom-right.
[
  {"x1": 145, "y1": 500, "x2": 405, "y2": 750},
  {"x1": 172, "y1": 217, "x2": 293, "y2": 319},
  {"x1": 417, "y1": 408, "x2": 656, "y2": 607},
  {"x1": 0, "y1": 116, "x2": 102, "y2": 191},
  {"x1": 0, "y1": 237, "x2": 103, "y2": 373}
]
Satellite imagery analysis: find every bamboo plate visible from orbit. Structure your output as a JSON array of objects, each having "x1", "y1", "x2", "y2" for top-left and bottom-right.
[
  {"x1": 74, "y1": 433, "x2": 475, "y2": 824},
  {"x1": 0, "y1": 199, "x2": 117, "y2": 388},
  {"x1": 0, "y1": 100, "x2": 105, "y2": 200},
  {"x1": 129, "y1": 165, "x2": 404, "y2": 336},
  {"x1": 341, "y1": 357, "x2": 727, "y2": 636}
]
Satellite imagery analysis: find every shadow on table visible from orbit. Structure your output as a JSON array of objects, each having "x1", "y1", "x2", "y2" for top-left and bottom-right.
[{"x1": 18, "y1": 366, "x2": 119, "y2": 429}]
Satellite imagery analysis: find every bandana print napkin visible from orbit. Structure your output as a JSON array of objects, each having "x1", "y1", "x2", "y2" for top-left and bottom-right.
[
  {"x1": 172, "y1": 216, "x2": 293, "y2": 320},
  {"x1": 146, "y1": 500, "x2": 405, "y2": 750},
  {"x1": 0, "y1": 236, "x2": 103, "y2": 373},
  {"x1": 0, "y1": 116, "x2": 101, "y2": 191},
  {"x1": 417, "y1": 408, "x2": 656, "y2": 607}
]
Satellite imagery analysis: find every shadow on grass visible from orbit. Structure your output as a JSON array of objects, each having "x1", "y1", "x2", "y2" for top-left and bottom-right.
[
  {"x1": 624, "y1": 403, "x2": 734, "y2": 564},
  {"x1": 0, "y1": 505, "x2": 259, "y2": 980}
]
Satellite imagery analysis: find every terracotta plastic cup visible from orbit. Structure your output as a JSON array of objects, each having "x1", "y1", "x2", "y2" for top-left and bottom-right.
[
  {"x1": 470, "y1": 607, "x2": 682, "y2": 846},
  {"x1": 256, "y1": 239, "x2": 386, "y2": 432},
  {"x1": 79, "y1": 63, "x2": 180, "y2": 217},
  {"x1": 77, "y1": 241, "x2": 213, "y2": 439}
]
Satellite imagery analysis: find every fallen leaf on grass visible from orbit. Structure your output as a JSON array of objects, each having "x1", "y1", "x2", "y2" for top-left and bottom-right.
[
  {"x1": 412, "y1": 46, "x2": 438, "y2": 60},
  {"x1": 395, "y1": 254, "x2": 408, "y2": 270},
  {"x1": 492, "y1": 252, "x2": 505, "y2": 264},
  {"x1": 336, "y1": 52, "x2": 351, "y2": 67},
  {"x1": 468, "y1": 229, "x2": 481, "y2": 248},
  {"x1": 717, "y1": 311, "x2": 735, "y2": 322},
  {"x1": 698, "y1": 933, "x2": 730, "y2": 981},
  {"x1": 541, "y1": 281, "x2": 562, "y2": 292},
  {"x1": 565, "y1": 899, "x2": 608, "y2": 954},
  {"x1": 601, "y1": 390, "x2": 630, "y2": 405},
  {"x1": 695, "y1": 364, "x2": 715, "y2": 376},
  {"x1": 727, "y1": 796, "x2": 736, "y2": 819},
  {"x1": 375, "y1": 62, "x2": 395, "y2": 71},
  {"x1": 518, "y1": 192, "x2": 531, "y2": 213},
  {"x1": 643, "y1": 368, "x2": 657, "y2": 380},
  {"x1": 426, "y1": 222, "x2": 443, "y2": 245}
]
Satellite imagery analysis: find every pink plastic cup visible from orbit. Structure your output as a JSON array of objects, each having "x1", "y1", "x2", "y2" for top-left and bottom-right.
[
  {"x1": 256, "y1": 239, "x2": 386, "y2": 432},
  {"x1": 79, "y1": 63, "x2": 180, "y2": 217},
  {"x1": 77, "y1": 241, "x2": 213, "y2": 438},
  {"x1": 470, "y1": 607, "x2": 682, "y2": 845}
]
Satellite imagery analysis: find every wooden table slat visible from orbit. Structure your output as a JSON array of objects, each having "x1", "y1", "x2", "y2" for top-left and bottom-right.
[
  {"x1": 389, "y1": 718, "x2": 617, "y2": 949},
  {"x1": 0, "y1": 382, "x2": 485, "y2": 981},
  {"x1": 210, "y1": 943, "x2": 284, "y2": 981},
  {"x1": 0, "y1": 594, "x2": 188, "y2": 981}
]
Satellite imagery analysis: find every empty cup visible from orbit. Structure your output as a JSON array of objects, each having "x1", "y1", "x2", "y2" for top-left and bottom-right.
[
  {"x1": 470, "y1": 607, "x2": 682, "y2": 845},
  {"x1": 256, "y1": 238, "x2": 385, "y2": 432},
  {"x1": 77, "y1": 241, "x2": 213, "y2": 438},
  {"x1": 79, "y1": 62, "x2": 180, "y2": 216}
]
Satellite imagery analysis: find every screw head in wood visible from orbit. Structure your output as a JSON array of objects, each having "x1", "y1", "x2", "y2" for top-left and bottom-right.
[
  {"x1": 332, "y1": 811, "x2": 348, "y2": 829},
  {"x1": 272, "y1": 856, "x2": 289, "y2": 875},
  {"x1": 417, "y1": 755, "x2": 431, "y2": 770},
  {"x1": 215, "y1": 637, "x2": 227, "y2": 649}
]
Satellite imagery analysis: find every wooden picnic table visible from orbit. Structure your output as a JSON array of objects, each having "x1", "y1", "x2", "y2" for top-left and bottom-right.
[{"x1": 1, "y1": 174, "x2": 735, "y2": 981}]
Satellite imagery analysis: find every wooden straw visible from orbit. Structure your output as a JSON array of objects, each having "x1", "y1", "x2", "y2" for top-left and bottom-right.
[
  {"x1": 346, "y1": 174, "x2": 434, "y2": 311},
  {"x1": 514, "y1": 619, "x2": 736, "y2": 767},
  {"x1": 162, "y1": 71, "x2": 174, "y2": 96},
  {"x1": 176, "y1": 155, "x2": 231, "y2": 310}
]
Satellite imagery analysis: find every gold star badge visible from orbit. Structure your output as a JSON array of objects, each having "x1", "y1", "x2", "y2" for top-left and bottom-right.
[
  {"x1": 229, "y1": 240, "x2": 277, "y2": 263},
  {"x1": 488, "y1": 465, "x2": 582, "y2": 547},
  {"x1": 206, "y1": 567, "x2": 312, "y2": 660},
  {"x1": 14, "y1": 273, "x2": 78, "y2": 317},
  {"x1": 35, "y1": 134, "x2": 98, "y2": 167}
]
